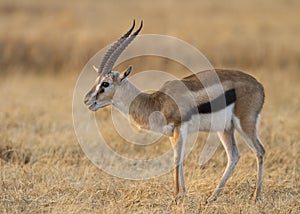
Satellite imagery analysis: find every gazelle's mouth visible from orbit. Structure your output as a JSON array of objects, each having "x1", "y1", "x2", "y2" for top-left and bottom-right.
[
  {"x1": 88, "y1": 104, "x2": 98, "y2": 111},
  {"x1": 88, "y1": 102, "x2": 111, "y2": 111}
]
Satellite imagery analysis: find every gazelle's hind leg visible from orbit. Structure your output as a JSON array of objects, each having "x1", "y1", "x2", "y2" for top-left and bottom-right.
[
  {"x1": 169, "y1": 124, "x2": 188, "y2": 204},
  {"x1": 207, "y1": 125, "x2": 240, "y2": 203},
  {"x1": 233, "y1": 115, "x2": 265, "y2": 202}
]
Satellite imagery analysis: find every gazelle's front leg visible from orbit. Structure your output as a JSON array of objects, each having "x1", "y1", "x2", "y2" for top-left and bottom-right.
[{"x1": 169, "y1": 124, "x2": 188, "y2": 204}]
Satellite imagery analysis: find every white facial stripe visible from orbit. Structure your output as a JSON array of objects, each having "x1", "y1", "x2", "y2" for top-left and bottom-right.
[
  {"x1": 95, "y1": 83, "x2": 101, "y2": 92},
  {"x1": 91, "y1": 76, "x2": 106, "y2": 98},
  {"x1": 89, "y1": 84, "x2": 100, "y2": 99}
]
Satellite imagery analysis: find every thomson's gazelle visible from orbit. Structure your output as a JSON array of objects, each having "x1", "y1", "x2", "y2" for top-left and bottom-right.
[{"x1": 84, "y1": 21, "x2": 265, "y2": 203}]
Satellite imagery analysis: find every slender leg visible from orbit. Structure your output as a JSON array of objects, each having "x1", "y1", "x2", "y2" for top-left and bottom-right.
[
  {"x1": 236, "y1": 126, "x2": 265, "y2": 202},
  {"x1": 207, "y1": 127, "x2": 240, "y2": 203},
  {"x1": 179, "y1": 162, "x2": 186, "y2": 197},
  {"x1": 169, "y1": 131, "x2": 179, "y2": 199},
  {"x1": 169, "y1": 124, "x2": 188, "y2": 204},
  {"x1": 253, "y1": 137, "x2": 264, "y2": 202},
  {"x1": 178, "y1": 124, "x2": 187, "y2": 200}
]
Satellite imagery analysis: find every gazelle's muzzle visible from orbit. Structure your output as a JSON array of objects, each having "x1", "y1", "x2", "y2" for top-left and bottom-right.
[
  {"x1": 84, "y1": 96, "x2": 93, "y2": 106},
  {"x1": 84, "y1": 93, "x2": 111, "y2": 111}
]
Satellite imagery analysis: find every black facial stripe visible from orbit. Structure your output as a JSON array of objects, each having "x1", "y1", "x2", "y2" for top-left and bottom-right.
[
  {"x1": 197, "y1": 89, "x2": 236, "y2": 114},
  {"x1": 95, "y1": 87, "x2": 104, "y2": 98},
  {"x1": 95, "y1": 82, "x2": 109, "y2": 95}
]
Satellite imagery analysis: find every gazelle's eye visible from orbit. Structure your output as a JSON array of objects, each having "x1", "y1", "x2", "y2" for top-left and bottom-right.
[{"x1": 101, "y1": 82, "x2": 109, "y2": 88}]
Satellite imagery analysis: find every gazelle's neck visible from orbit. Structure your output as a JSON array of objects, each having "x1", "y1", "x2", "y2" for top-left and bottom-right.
[
  {"x1": 112, "y1": 79, "x2": 175, "y2": 136},
  {"x1": 112, "y1": 79, "x2": 141, "y2": 115}
]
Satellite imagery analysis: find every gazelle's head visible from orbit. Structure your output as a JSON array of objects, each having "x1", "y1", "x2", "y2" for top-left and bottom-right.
[{"x1": 84, "y1": 20, "x2": 142, "y2": 111}]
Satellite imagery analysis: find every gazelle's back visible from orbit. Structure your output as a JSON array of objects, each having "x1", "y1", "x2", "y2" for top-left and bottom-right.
[
  {"x1": 185, "y1": 69, "x2": 264, "y2": 97},
  {"x1": 185, "y1": 69, "x2": 265, "y2": 117}
]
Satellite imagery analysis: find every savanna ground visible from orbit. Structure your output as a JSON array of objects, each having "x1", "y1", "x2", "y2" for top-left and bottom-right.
[{"x1": 0, "y1": 0, "x2": 300, "y2": 213}]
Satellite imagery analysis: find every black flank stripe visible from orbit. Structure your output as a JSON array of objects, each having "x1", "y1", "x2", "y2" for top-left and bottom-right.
[{"x1": 197, "y1": 89, "x2": 236, "y2": 114}]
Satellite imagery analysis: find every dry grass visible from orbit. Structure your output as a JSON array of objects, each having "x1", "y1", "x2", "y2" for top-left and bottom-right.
[{"x1": 0, "y1": 0, "x2": 300, "y2": 213}]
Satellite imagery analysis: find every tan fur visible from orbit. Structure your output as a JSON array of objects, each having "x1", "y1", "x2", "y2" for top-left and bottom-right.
[
  {"x1": 127, "y1": 69, "x2": 264, "y2": 130},
  {"x1": 84, "y1": 68, "x2": 265, "y2": 203},
  {"x1": 83, "y1": 22, "x2": 265, "y2": 204}
]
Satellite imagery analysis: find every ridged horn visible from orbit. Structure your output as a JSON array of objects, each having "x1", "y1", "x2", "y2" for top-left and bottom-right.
[
  {"x1": 97, "y1": 20, "x2": 136, "y2": 74},
  {"x1": 102, "y1": 20, "x2": 143, "y2": 75}
]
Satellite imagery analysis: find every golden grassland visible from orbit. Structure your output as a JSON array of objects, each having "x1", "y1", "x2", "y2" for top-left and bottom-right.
[{"x1": 0, "y1": 0, "x2": 299, "y2": 213}]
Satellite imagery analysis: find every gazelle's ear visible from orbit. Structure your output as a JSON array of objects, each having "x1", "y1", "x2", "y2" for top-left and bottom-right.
[
  {"x1": 120, "y1": 65, "x2": 132, "y2": 81},
  {"x1": 92, "y1": 65, "x2": 98, "y2": 73}
]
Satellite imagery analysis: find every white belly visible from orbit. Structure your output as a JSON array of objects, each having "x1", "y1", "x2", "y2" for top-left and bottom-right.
[
  {"x1": 187, "y1": 104, "x2": 235, "y2": 132},
  {"x1": 129, "y1": 104, "x2": 234, "y2": 136}
]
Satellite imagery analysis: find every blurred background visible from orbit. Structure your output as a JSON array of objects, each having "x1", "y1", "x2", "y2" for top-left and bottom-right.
[
  {"x1": 0, "y1": 0, "x2": 299, "y2": 213},
  {"x1": 1, "y1": 0, "x2": 299, "y2": 73}
]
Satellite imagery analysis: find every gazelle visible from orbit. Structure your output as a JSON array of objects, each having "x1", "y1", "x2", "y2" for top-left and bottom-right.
[{"x1": 84, "y1": 21, "x2": 265, "y2": 203}]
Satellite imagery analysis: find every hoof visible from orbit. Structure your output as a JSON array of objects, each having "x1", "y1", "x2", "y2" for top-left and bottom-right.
[
  {"x1": 254, "y1": 195, "x2": 262, "y2": 204},
  {"x1": 253, "y1": 190, "x2": 262, "y2": 204},
  {"x1": 206, "y1": 196, "x2": 216, "y2": 204},
  {"x1": 174, "y1": 192, "x2": 186, "y2": 205},
  {"x1": 175, "y1": 193, "x2": 181, "y2": 205}
]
